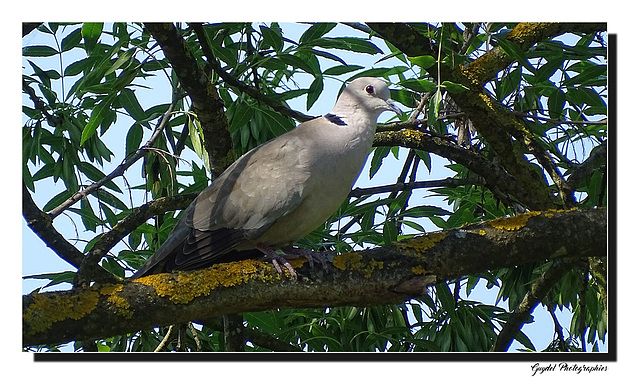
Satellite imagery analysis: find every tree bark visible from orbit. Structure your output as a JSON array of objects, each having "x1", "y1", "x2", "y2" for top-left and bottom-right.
[{"x1": 23, "y1": 208, "x2": 606, "y2": 347}]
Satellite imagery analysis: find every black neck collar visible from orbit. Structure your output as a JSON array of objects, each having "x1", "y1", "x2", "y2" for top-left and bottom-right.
[{"x1": 324, "y1": 113, "x2": 347, "y2": 126}]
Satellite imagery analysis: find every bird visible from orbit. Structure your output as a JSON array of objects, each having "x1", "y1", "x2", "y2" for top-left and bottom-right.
[{"x1": 131, "y1": 77, "x2": 401, "y2": 279}]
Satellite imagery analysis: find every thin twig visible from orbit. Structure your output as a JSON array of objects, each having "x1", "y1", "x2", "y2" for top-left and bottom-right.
[
  {"x1": 47, "y1": 92, "x2": 182, "y2": 219},
  {"x1": 190, "y1": 22, "x2": 314, "y2": 123},
  {"x1": 154, "y1": 325, "x2": 176, "y2": 352},
  {"x1": 350, "y1": 177, "x2": 483, "y2": 198}
]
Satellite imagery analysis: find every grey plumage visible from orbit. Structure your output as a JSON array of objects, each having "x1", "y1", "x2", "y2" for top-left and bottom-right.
[{"x1": 131, "y1": 77, "x2": 400, "y2": 278}]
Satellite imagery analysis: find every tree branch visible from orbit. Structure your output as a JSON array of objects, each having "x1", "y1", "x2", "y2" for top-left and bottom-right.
[
  {"x1": 350, "y1": 177, "x2": 483, "y2": 198},
  {"x1": 369, "y1": 22, "x2": 606, "y2": 211},
  {"x1": 23, "y1": 208, "x2": 606, "y2": 347},
  {"x1": 373, "y1": 129, "x2": 536, "y2": 209},
  {"x1": 144, "y1": 23, "x2": 233, "y2": 177},
  {"x1": 76, "y1": 193, "x2": 198, "y2": 284},
  {"x1": 22, "y1": 182, "x2": 117, "y2": 283},
  {"x1": 190, "y1": 23, "x2": 315, "y2": 124}
]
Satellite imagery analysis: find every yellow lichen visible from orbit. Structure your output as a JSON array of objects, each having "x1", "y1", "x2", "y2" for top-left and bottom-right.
[
  {"x1": 363, "y1": 259, "x2": 384, "y2": 279},
  {"x1": 331, "y1": 253, "x2": 382, "y2": 278},
  {"x1": 134, "y1": 259, "x2": 281, "y2": 304},
  {"x1": 489, "y1": 211, "x2": 541, "y2": 231},
  {"x1": 402, "y1": 129, "x2": 423, "y2": 141},
  {"x1": 24, "y1": 289, "x2": 100, "y2": 335},
  {"x1": 100, "y1": 284, "x2": 132, "y2": 318},
  {"x1": 332, "y1": 252, "x2": 363, "y2": 271},
  {"x1": 506, "y1": 23, "x2": 555, "y2": 44},
  {"x1": 478, "y1": 229, "x2": 486, "y2": 236},
  {"x1": 398, "y1": 232, "x2": 447, "y2": 253}
]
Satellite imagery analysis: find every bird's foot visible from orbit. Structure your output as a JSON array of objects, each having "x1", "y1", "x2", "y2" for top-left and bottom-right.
[
  {"x1": 256, "y1": 244, "x2": 298, "y2": 279},
  {"x1": 281, "y1": 246, "x2": 333, "y2": 271}
]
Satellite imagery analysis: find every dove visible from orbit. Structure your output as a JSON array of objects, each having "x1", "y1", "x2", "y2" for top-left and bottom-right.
[{"x1": 132, "y1": 77, "x2": 401, "y2": 278}]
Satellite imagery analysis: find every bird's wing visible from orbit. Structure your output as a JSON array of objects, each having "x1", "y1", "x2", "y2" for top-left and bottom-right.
[{"x1": 131, "y1": 123, "x2": 314, "y2": 277}]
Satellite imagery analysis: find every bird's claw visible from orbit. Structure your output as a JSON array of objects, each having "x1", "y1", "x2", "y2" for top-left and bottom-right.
[{"x1": 282, "y1": 247, "x2": 333, "y2": 272}]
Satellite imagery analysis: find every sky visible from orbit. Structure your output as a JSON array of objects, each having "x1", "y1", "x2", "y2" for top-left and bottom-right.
[{"x1": 10, "y1": 3, "x2": 637, "y2": 380}]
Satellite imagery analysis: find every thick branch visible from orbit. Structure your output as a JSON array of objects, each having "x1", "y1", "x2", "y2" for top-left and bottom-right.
[
  {"x1": 369, "y1": 22, "x2": 606, "y2": 211},
  {"x1": 22, "y1": 183, "x2": 117, "y2": 283},
  {"x1": 144, "y1": 23, "x2": 233, "y2": 176},
  {"x1": 22, "y1": 183, "x2": 84, "y2": 269},
  {"x1": 373, "y1": 129, "x2": 536, "y2": 209},
  {"x1": 23, "y1": 208, "x2": 605, "y2": 347}
]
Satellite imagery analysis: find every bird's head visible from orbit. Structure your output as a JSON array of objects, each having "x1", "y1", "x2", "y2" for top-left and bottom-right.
[{"x1": 338, "y1": 77, "x2": 402, "y2": 117}]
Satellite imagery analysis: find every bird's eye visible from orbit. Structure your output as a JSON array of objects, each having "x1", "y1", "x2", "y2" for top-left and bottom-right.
[{"x1": 365, "y1": 85, "x2": 374, "y2": 94}]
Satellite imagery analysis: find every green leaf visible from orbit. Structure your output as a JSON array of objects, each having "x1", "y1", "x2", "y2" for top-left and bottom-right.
[
  {"x1": 299, "y1": 23, "x2": 337, "y2": 44},
  {"x1": 276, "y1": 89, "x2": 309, "y2": 100},
  {"x1": 408, "y1": 55, "x2": 437, "y2": 70},
  {"x1": 230, "y1": 102, "x2": 255, "y2": 132},
  {"x1": 23, "y1": 271, "x2": 76, "y2": 290},
  {"x1": 382, "y1": 221, "x2": 398, "y2": 245},
  {"x1": 77, "y1": 162, "x2": 122, "y2": 193},
  {"x1": 427, "y1": 89, "x2": 443, "y2": 126},
  {"x1": 106, "y1": 48, "x2": 135, "y2": 77},
  {"x1": 310, "y1": 48, "x2": 348, "y2": 66},
  {"x1": 399, "y1": 78, "x2": 437, "y2": 93},
  {"x1": 82, "y1": 22, "x2": 103, "y2": 53},
  {"x1": 189, "y1": 117, "x2": 205, "y2": 159},
  {"x1": 91, "y1": 188, "x2": 128, "y2": 211},
  {"x1": 42, "y1": 189, "x2": 74, "y2": 212},
  {"x1": 348, "y1": 66, "x2": 409, "y2": 81},
  {"x1": 259, "y1": 107, "x2": 294, "y2": 137},
  {"x1": 81, "y1": 93, "x2": 117, "y2": 145},
  {"x1": 323, "y1": 65, "x2": 364, "y2": 76},
  {"x1": 496, "y1": 38, "x2": 535, "y2": 73},
  {"x1": 390, "y1": 89, "x2": 417, "y2": 108},
  {"x1": 312, "y1": 37, "x2": 383, "y2": 55},
  {"x1": 260, "y1": 24, "x2": 283, "y2": 52},
  {"x1": 210, "y1": 39, "x2": 238, "y2": 67},
  {"x1": 414, "y1": 149, "x2": 431, "y2": 172},
  {"x1": 400, "y1": 205, "x2": 451, "y2": 218},
  {"x1": 22, "y1": 45, "x2": 58, "y2": 57},
  {"x1": 79, "y1": 198, "x2": 99, "y2": 232},
  {"x1": 548, "y1": 88, "x2": 566, "y2": 119},
  {"x1": 514, "y1": 330, "x2": 536, "y2": 351},
  {"x1": 563, "y1": 64, "x2": 606, "y2": 87},
  {"x1": 307, "y1": 76, "x2": 324, "y2": 110},
  {"x1": 441, "y1": 81, "x2": 469, "y2": 94},
  {"x1": 369, "y1": 146, "x2": 391, "y2": 178},
  {"x1": 277, "y1": 53, "x2": 316, "y2": 75},
  {"x1": 119, "y1": 89, "x2": 146, "y2": 122},
  {"x1": 64, "y1": 57, "x2": 91, "y2": 77},
  {"x1": 61, "y1": 28, "x2": 83, "y2": 52}
]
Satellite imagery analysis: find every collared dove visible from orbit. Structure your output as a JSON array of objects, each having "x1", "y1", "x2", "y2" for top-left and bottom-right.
[{"x1": 131, "y1": 77, "x2": 401, "y2": 278}]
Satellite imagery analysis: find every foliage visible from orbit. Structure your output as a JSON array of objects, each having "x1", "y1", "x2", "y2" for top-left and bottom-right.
[{"x1": 22, "y1": 22, "x2": 607, "y2": 352}]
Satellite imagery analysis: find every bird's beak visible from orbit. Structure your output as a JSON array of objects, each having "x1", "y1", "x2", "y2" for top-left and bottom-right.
[{"x1": 386, "y1": 99, "x2": 402, "y2": 115}]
